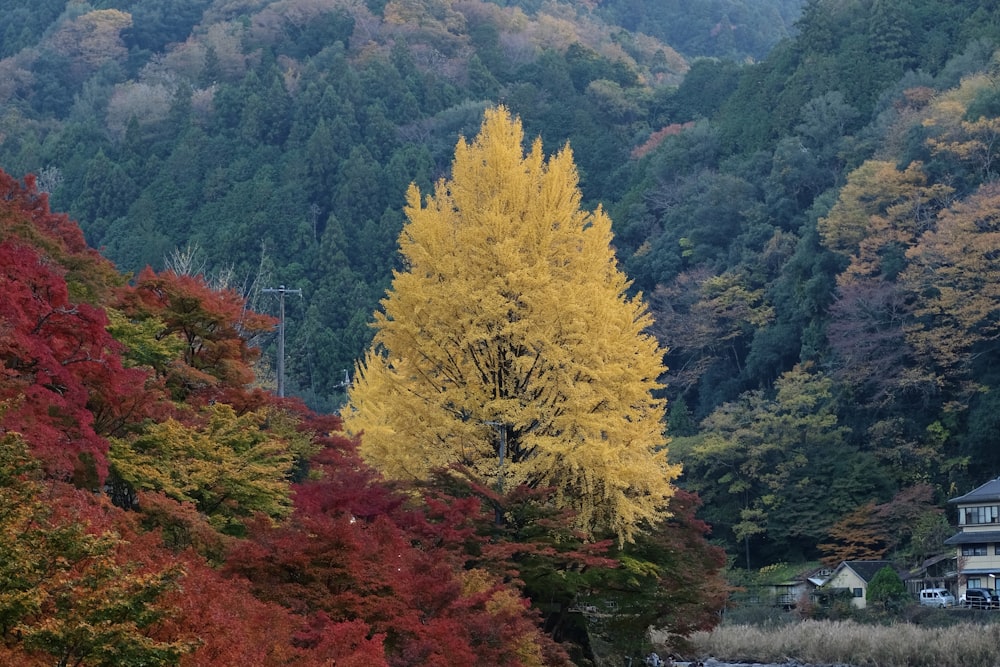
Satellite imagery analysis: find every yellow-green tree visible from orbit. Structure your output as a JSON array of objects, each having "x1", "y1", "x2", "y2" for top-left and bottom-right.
[
  {"x1": 109, "y1": 403, "x2": 306, "y2": 534},
  {"x1": 817, "y1": 159, "x2": 952, "y2": 280},
  {"x1": 343, "y1": 106, "x2": 678, "y2": 542},
  {"x1": 923, "y1": 73, "x2": 1000, "y2": 179}
]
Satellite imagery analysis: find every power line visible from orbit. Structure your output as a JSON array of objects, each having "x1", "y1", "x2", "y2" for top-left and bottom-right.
[{"x1": 262, "y1": 285, "x2": 302, "y2": 398}]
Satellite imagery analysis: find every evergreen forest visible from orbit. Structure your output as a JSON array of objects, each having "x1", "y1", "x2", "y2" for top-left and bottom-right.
[{"x1": 7, "y1": 0, "x2": 1000, "y2": 655}]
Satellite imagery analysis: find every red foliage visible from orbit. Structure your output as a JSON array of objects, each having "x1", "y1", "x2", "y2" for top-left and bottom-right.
[
  {"x1": 291, "y1": 441, "x2": 403, "y2": 521},
  {"x1": 226, "y1": 442, "x2": 563, "y2": 666},
  {"x1": 34, "y1": 486, "x2": 323, "y2": 667},
  {"x1": 0, "y1": 172, "x2": 157, "y2": 484},
  {"x1": 113, "y1": 268, "x2": 275, "y2": 403},
  {"x1": 291, "y1": 614, "x2": 387, "y2": 666},
  {"x1": 160, "y1": 554, "x2": 319, "y2": 667},
  {"x1": 0, "y1": 172, "x2": 106, "y2": 270},
  {"x1": 0, "y1": 239, "x2": 149, "y2": 483},
  {"x1": 0, "y1": 171, "x2": 123, "y2": 303}
]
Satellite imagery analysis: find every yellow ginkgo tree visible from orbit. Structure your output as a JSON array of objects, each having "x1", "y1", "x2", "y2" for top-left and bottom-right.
[{"x1": 343, "y1": 106, "x2": 679, "y2": 542}]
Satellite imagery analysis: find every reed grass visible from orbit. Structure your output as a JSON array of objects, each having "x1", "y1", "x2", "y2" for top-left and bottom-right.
[{"x1": 689, "y1": 619, "x2": 1000, "y2": 667}]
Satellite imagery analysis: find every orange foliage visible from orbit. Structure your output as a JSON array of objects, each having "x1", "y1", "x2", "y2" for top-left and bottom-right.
[{"x1": 631, "y1": 122, "x2": 696, "y2": 159}]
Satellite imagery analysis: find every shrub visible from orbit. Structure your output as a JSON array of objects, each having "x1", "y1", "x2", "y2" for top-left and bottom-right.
[{"x1": 866, "y1": 566, "x2": 908, "y2": 614}]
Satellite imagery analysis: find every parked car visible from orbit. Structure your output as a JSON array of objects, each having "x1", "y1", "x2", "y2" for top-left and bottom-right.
[
  {"x1": 961, "y1": 588, "x2": 998, "y2": 609},
  {"x1": 918, "y1": 588, "x2": 956, "y2": 608}
]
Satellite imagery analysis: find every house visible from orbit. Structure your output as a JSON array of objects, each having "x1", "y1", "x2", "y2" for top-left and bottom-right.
[
  {"x1": 822, "y1": 560, "x2": 895, "y2": 609},
  {"x1": 944, "y1": 477, "x2": 1000, "y2": 599}
]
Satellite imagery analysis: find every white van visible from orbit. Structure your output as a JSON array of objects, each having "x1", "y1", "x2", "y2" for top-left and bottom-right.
[{"x1": 919, "y1": 588, "x2": 956, "y2": 608}]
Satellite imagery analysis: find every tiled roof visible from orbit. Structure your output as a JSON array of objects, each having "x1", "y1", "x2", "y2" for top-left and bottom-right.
[
  {"x1": 949, "y1": 477, "x2": 1000, "y2": 504},
  {"x1": 944, "y1": 530, "x2": 1000, "y2": 545}
]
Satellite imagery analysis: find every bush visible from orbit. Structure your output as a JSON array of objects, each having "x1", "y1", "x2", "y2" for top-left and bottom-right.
[{"x1": 866, "y1": 566, "x2": 908, "y2": 614}]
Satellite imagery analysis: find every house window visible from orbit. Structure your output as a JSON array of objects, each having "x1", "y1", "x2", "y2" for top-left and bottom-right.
[
  {"x1": 853, "y1": 588, "x2": 863, "y2": 598},
  {"x1": 963, "y1": 544, "x2": 988, "y2": 557},
  {"x1": 962, "y1": 506, "x2": 1000, "y2": 525},
  {"x1": 995, "y1": 544, "x2": 1000, "y2": 556},
  {"x1": 969, "y1": 578, "x2": 983, "y2": 589}
]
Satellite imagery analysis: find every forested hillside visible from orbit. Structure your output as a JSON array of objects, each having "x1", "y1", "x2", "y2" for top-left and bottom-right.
[
  {"x1": 596, "y1": 0, "x2": 803, "y2": 61},
  {"x1": 622, "y1": 0, "x2": 1000, "y2": 568},
  {"x1": 0, "y1": 0, "x2": 799, "y2": 412},
  {"x1": 6, "y1": 0, "x2": 1000, "y2": 579}
]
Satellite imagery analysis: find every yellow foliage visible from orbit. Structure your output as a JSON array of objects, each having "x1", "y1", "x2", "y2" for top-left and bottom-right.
[
  {"x1": 344, "y1": 106, "x2": 679, "y2": 543},
  {"x1": 109, "y1": 404, "x2": 302, "y2": 530},
  {"x1": 50, "y1": 10, "x2": 133, "y2": 70},
  {"x1": 902, "y1": 181, "x2": 1000, "y2": 378},
  {"x1": 458, "y1": 570, "x2": 545, "y2": 667},
  {"x1": 459, "y1": 568, "x2": 495, "y2": 596},
  {"x1": 818, "y1": 160, "x2": 952, "y2": 281},
  {"x1": 923, "y1": 74, "x2": 1000, "y2": 177},
  {"x1": 384, "y1": 0, "x2": 466, "y2": 33}
]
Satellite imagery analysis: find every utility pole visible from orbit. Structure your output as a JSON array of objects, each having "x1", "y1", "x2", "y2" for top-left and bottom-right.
[{"x1": 262, "y1": 285, "x2": 302, "y2": 398}]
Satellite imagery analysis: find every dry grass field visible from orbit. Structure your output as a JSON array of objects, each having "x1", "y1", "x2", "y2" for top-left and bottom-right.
[{"x1": 688, "y1": 619, "x2": 1000, "y2": 667}]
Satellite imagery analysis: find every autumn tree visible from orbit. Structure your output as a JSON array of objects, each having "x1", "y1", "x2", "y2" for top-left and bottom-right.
[
  {"x1": 923, "y1": 73, "x2": 1000, "y2": 181},
  {"x1": 818, "y1": 160, "x2": 952, "y2": 281},
  {"x1": 0, "y1": 172, "x2": 151, "y2": 484},
  {"x1": 817, "y1": 501, "x2": 889, "y2": 566},
  {"x1": 0, "y1": 171, "x2": 123, "y2": 304},
  {"x1": 108, "y1": 403, "x2": 307, "y2": 533},
  {"x1": 0, "y1": 432, "x2": 191, "y2": 667},
  {"x1": 902, "y1": 181, "x2": 1000, "y2": 391},
  {"x1": 819, "y1": 484, "x2": 944, "y2": 567},
  {"x1": 112, "y1": 268, "x2": 275, "y2": 402},
  {"x1": 155, "y1": 552, "x2": 344, "y2": 667},
  {"x1": 49, "y1": 10, "x2": 133, "y2": 78},
  {"x1": 343, "y1": 106, "x2": 678, "y2": 542},
  {"x1": 226, "y1": 434, "x2": 568, "y2": 667},
  {"x1": 818, "y1": 159, "x2": 952, "y2": 407}
]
